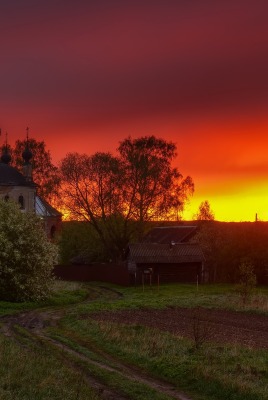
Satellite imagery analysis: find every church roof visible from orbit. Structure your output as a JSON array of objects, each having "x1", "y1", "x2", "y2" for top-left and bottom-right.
[
  {"x1": 35, "y1": 196, "x2": 62, "y2": 217},
  {"x1": 0, "y1": 162, "x2": 35, "y2": 187}
]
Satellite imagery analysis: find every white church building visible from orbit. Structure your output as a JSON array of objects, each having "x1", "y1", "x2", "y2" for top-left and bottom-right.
[{"x1": 0, "y1": 140, "x2": 61, "y2": 238}]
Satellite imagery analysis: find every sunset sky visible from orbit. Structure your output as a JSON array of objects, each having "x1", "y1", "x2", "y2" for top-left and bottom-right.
[{"x1": 1, "y1": 0, "x2": 268, "y2": 221}]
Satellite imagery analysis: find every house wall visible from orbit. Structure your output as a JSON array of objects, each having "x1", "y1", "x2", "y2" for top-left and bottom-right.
[
  {"x1": 134, "y1": 262, "x2": 202, "y2": 284},
  {"x1": 54, "y1": 262, "x2": 204, "y2": 286}
]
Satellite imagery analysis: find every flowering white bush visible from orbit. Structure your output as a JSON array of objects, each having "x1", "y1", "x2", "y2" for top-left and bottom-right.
[{"x1": 0, "y1": 199, "x2": 58, "y2": 301}]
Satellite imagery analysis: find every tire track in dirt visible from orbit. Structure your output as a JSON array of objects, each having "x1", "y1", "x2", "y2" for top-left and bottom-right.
[
  {"x1": 1, "y1": 311, "x2": 132, "y2": 400},
  {"x1": 38, "y1": 333, "x2": 192, "y2": 400},
  {"x1": 0, "y1": 287, "x2": 193, "y2": 400}
]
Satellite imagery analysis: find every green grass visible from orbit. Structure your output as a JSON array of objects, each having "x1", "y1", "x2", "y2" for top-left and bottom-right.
[
  {"x1": 0, "y1": 281, "x2": 268, "y2": 400},
  {"x1": 51, "y1": 316, "x2": 268, "y2": 400},
  {"x1": 0, "y1": 280, "x2": 89, "y2": 316},
  {"x1": 1, "y1": 281, "x2": 267, "y2": 317},
  {"x1": 0, "y1": 334, "x2": 100, "y2": 400},
  {"x1": 74, "y1": 282, "x2": 268, "y2": 316},
  {"x1": 48, "y1": 342, "x2": 173, "y2": 400}
]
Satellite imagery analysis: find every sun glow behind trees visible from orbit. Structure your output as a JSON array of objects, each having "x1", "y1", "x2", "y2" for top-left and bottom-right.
[
  {"x1": 189, "y1": 196, "x2": 253, "y2": 223},
  {"x1": 6, "y1": 133, "x2": 267, "y2": 224},
  {"x1": 59, "y1": 136, "x2": 194, "y2": 259}
]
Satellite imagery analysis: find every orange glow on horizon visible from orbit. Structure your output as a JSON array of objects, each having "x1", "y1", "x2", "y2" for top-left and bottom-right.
[
  {"x1": 43, "y1": 113, "x2": 268, "y2": 223},
  {"x1": 184, "y1": 190, "x2": 268, "y2": 222}
]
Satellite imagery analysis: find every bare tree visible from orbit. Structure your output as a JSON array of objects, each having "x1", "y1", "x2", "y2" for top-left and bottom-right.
[
  {"x1": 118, "y1": 136, "x2": 194, "y2": 237},
  {"x1": 59, "y1": 136, "x2": 194, "y2": 259},
  {"x1": 59, "y1": 152, "x2": 128, "y2": 259}
]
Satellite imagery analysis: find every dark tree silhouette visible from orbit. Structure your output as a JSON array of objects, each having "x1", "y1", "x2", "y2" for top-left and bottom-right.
[
  {"x1": 59, "y1": 136, "x2": 194, "y2": 260},
  {"x1": 194, "y1": 200, "x2": 215, "y2": 221},
  {"x1": 59, "y1": 152, "x2": 126, "y2": 259},
  {"x1": 118, "y1": 136, "x2": 194, "y2": 237}
]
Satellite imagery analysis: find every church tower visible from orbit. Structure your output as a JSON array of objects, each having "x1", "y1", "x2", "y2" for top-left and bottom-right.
[
  {"x1": 0, "y1": 130, "x2": 36, "y2": 212},
  {"x1": 0, "y1": 128, "x2": 62, "y2": 238}
]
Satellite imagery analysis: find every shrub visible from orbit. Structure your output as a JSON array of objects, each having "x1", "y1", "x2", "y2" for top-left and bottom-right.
[
  {"x1": 236, "y1": 258, "x2": 257, "y2": 305},
  {"x1": 0, "y1": 199, "x2": 58, "y2": 301},
  {"x1": 191, "y1": 307, "x2": 214, "y2": 350}
]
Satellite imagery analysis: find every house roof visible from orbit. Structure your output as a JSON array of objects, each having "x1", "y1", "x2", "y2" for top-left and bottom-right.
[
  {"x1": 143, "y1": 225, "x2": 197, "y2": 244},
  {"x1": 0, "y1": 162, "x2": 35, "y2": 187},
  {"x1": 35, "y1": 196, "x2": 62, "y2": 217},
  {"x1": 128, "y1": 242, "x2": 204, "y2": 264}
]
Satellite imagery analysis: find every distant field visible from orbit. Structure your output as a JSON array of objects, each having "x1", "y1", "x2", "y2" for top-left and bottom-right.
[{"x1": 0, "y1": 282, "x2": 268, "y2": 400}]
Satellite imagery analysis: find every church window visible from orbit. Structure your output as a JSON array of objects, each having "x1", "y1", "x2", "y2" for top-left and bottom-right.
[{"x1": 18, "y1": 195, "x2": 25, "y2": 209}]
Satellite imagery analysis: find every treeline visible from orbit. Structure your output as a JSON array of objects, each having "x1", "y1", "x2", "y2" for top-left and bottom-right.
[
  {"x1": 59, "y1": 219, "x2": 154, "y2": 265},
  {"x1": 59, "y1": 220, "x2": 268, "y2": 285},
  {"x1": 197, "y1": 221, "x2": 268, "y2": 284},
  {"x1": 5, "y1": 135, "x2": 194, "y2": 262},
  {"x1": 5, "y1": 135, "x2": 268, "y2": 285}
]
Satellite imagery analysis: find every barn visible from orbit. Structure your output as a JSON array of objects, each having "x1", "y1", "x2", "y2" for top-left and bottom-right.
[
  {"x1": 128, "y1": 241, "x2": 205, "y2": 285},
  {"x1": 128, "y1": 225, "x2": 205, "y2": 284}
]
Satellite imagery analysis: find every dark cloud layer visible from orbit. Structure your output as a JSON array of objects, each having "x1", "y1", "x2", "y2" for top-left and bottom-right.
[
  {"x1": 1, "y1": 0, "x2": 268, "y2": 124},
  {"x1": 1, "y1": 0, "x2": 268, "y2": 220}
]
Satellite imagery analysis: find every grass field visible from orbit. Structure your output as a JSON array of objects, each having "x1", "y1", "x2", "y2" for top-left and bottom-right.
[{"x1": 0, "y1": 282, "x2": 268, "y2": 400}]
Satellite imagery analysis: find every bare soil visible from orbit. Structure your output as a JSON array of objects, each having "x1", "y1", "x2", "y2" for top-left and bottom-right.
[{"x1": 90, "y1": 307, "x2": 268, "y2": 349}]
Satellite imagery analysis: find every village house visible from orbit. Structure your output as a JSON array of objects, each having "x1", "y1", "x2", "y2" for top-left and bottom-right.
[{"x1": 128, "y1": 226, "x2": 205, "y2": 285}]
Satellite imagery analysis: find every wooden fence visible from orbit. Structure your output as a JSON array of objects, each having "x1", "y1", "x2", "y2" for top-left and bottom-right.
[{"x1": 53, "y1": 263, "x2": 130, "y2": 286}]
